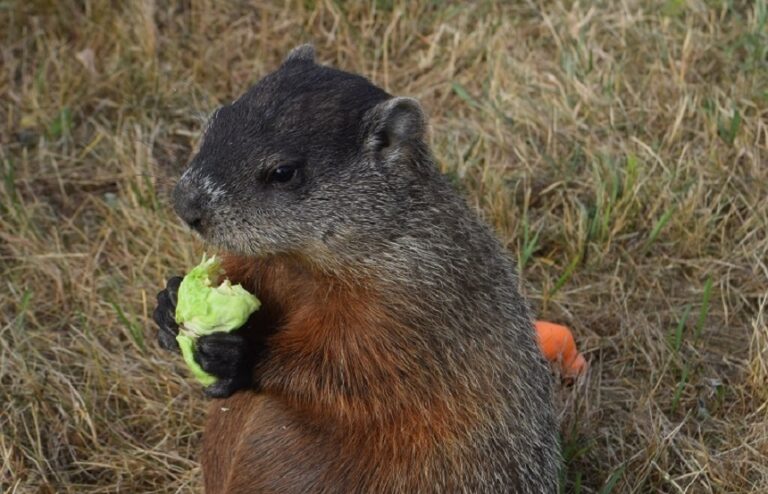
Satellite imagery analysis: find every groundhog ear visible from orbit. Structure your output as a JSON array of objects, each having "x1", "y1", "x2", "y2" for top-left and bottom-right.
[
  {"x1": 282, "y1": 44, "x2": 315, "y2": 65},
  {"x1": 365, "y1": 97, "x2": 425, "y2": 154}
]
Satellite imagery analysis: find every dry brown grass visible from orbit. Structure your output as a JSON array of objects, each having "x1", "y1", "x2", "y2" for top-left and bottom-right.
[{"x1": 1, "y1": 0, "x2": 766, "y2": 492}]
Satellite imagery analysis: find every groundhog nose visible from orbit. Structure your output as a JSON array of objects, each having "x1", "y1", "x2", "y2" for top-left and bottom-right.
[{"x1": 172, "y1": 182, "x2": 206, "y2": 231}]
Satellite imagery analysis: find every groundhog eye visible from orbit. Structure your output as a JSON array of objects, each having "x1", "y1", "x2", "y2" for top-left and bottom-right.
[{"x1": 268, "y1": 165, "x2": 297, "y2": 184}]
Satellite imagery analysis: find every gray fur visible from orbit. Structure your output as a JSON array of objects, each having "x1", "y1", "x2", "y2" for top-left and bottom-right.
[
  {"x1": 173, "y1": 45, "x2": 560, "y2": 493},
  {"x1": 282, "y1": 43, "x2": 316, "y2": 65}
]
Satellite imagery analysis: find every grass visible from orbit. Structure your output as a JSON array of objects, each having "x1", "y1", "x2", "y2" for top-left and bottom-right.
[{"x1": 1, "y1": 0, "x2": 766, "y2": 492}]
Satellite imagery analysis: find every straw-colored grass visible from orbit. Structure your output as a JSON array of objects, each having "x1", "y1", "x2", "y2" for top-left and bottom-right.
[{"x1": 2, "y1": 1, "x2": 766, "y2": 492}]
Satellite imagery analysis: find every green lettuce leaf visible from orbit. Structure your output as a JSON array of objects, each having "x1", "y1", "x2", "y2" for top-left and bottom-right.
[
  {"x1": 174, "y1": 254, "x2": 261, "y2": 336},
  {"x1": 173, "y1": 254, "x2": 261, "y2": 386},
  {"x1": 176, "y1": 333, "x2": 216, "y2": 386}
]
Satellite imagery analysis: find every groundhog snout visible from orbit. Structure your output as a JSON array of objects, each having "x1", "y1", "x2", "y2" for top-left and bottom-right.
[{"x1": 172, "y1": 175, "x2": 209, "y2": 232}]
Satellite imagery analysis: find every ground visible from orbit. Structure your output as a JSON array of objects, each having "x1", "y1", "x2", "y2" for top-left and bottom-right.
[{"x1": 1, "y1": 1, "x2": 767, "y2": 492}]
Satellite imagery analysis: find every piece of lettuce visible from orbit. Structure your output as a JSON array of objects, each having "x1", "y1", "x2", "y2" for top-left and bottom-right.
[
  {"x1": 173, "y1": 254, "x2": 260, "y2": 386},
  {"x1": 175, "y1": 254, "x2": 260, "y2": 336},
  {"x1": 176, "y1": 333, "x2": 217, "y2": 386}
]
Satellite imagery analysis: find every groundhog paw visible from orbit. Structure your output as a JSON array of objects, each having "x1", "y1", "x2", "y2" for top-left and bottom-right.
[
  {"x1": 195, "y1": 332, "x2": 253, "y2": 398},
  {"x1": 152, "y1": 276, "x2": 183, "y2": 352}
]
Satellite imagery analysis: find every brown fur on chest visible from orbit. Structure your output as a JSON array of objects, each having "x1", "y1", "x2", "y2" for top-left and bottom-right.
[
  {"x1": 202, "y1": 253, "x2": 479, "y2": 493},
  {"x1": 218, "y1": 253, "x2": 384, "y2": 360}
]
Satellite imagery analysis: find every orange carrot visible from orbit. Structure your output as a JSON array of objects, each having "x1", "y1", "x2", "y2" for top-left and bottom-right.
[{"x1": 534, "y1": 321, "x2": 587, "y2": 378}]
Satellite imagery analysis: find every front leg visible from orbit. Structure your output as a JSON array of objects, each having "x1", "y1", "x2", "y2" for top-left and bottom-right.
[
  {"x1": 152, "y1": 276, "x2": 264, "y2": 398},
  {"x1": 194, "y1": 307, "x2": 278, "y2": 398},
  {"x1": 195, "y1": 331, "x2": 256, "y2": 398}
]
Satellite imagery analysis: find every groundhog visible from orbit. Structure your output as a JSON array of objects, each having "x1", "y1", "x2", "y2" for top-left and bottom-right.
[{"x1": 153, "y1": 44, "x2": 559, "y2": 493}]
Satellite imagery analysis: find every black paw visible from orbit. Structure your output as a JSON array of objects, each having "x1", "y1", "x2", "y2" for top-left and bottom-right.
[
  {"x1": 196, "y1": 331, "x2": 254, "y2": 398},
  {"x1": 152, "y1": 276, "x2": 183, "y2": 352}
]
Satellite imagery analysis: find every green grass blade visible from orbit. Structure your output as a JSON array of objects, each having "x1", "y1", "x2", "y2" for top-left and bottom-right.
[
  {"x1": 644, "y1": 206, "x2": 675, "y2": 251},
  {"x1": 671, "y1": 364, "x2": 690, "y2": 413},
  {"x1": 599, "y1": 465, "x2": 626, "y2": 494},
  {"x1": 111, "y1": 300, "x2": 145, "y2": 352},
  {"x1": 671, "y1": 304, "x2": 692, "y2": 353},
  {"x1": 451, "y1": 82, "x2": 483, "y2": 110},
  {"x1": 550, "y1": 253, "x2": 582, "y2": 297},
  {"x1": 15, "y1": 290, "x2": 33, "y2": 328}
]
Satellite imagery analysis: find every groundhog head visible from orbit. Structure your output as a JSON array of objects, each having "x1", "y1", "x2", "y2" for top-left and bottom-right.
[{"x1": 173, "y1": 44, "x2": 431, "y2": 260}]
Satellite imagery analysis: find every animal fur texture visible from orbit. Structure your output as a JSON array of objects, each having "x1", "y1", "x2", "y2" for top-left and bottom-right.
[{"x1": 157, "y1": 44, "x2": 560, "y2": 493}]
